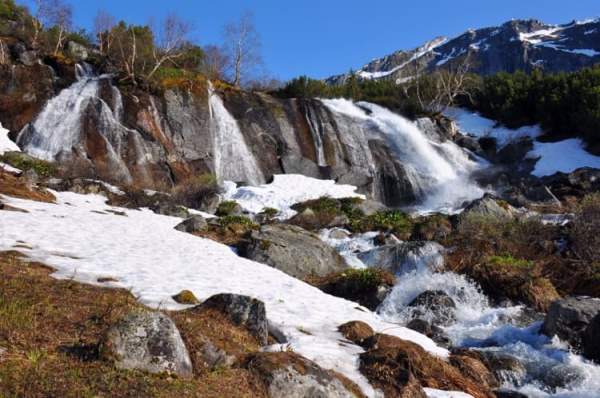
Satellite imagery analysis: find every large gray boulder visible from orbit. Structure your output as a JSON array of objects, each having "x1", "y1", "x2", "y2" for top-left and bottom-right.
[
  {"x1": 66, "y1": 41, "x2": 88, "y2": 61},
  {"x1": 542, "y1": 296, "x2": 600, "y2": 351},
  {"x1": 408, "y1": 290, "x2": 457, "y2": 326},
  {"x1": 357, "y1": 241, "x2": 444, "y2": 275},
  {"x1": 100, "y1": 310, "x2": 193, "y2": 378},
  {"x1": 195, "y1": 293, "x2": 268, "y2": 345},
  {"x1": 242, "y1": 224, "x2": 348, "y2": 278},
  {"x1": 248, "y1": 352, "x2": 359, "y2": 398}
]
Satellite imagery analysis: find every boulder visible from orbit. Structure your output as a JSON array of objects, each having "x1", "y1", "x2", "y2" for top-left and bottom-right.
[
  {"x1": 459, "y1": 194, "x2": 515, "y2": 222},
  {"x1": 171, "y1": 290, "x2": 200, "y2": 305},
  {"x1": 406, "y1": 319, "x2": 451, "y2": 348},
  {"x1": 407, "y1": 290, "x2": 457, "y2": 326},
  {"x1": 355, "y1": 199, "x2": 388, "y2": 216},
  {"x1": 242, "y1": 224, "x2": 348, "y2": 278},
  {"x1": 541, "y1": 296, "x2": 600, "y2": 351},
  {"x1": 19, "y1": 50, "x2": 38, "y2": 66},
  {"x1": 246, "y1": 351, "x2": 364, "y2": 398},
  {"x1": 449, "y1": 351, "x2": 499, "y2": 390},
  {"x1": 542, "y1": 364, "x2": 586, "y2": 389},
  {"x1": 411, "y1": 215, "x2": 452, "y2": 242},
  {"x1": 149, "y1": 202, "x2": 189, "y2": 218},
  {"x1": 100, "y1": 310, "x2": 193, "y2": 378},
  {"x1": 174, "y1": 215, "x2": 208, "y2": 234},
  {"x1": 66, "y1": 41, "x2": 88, "y2": 61},
  {"x1": 338, "y1": 321, "x2": 375, "y2": 345},
  {"x1": 357, "y1": 241, "x2": 445, "y2": 275},
  {"x1": 583, "y1": 313, "x2": 600, "y2": 362},
  {"x1": 478, "y1": 351, "x2": 526, "y2": 386},
  {"x1": 194, "y1": 293, "x2": 268, "y2": 345}
]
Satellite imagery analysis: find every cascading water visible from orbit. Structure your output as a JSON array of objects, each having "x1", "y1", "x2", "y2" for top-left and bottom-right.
[
  {"x1": 208, "y1": 82, "x2": 265, "y2": 186},
  {"x1": 321, "y1": 229, "x2": 600, "y2": 397},
  {"x1": 321, "y1": 98, "x2": 485, "y2": 213}
]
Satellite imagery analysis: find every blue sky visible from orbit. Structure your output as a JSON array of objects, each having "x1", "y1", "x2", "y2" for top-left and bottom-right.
[{"x1": 18, "y1": 0, "x2": 600, "y2": 80}]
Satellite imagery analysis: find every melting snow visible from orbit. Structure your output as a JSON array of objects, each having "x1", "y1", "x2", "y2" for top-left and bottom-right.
[
  {"x1": 222, "y1": 174, "x2": 365, "y2": 219},
  {"x1": 0, "y1": 190, "x2": 450, "y2": 397},
  {"x1": 424, "y1": 389, "x2": 474, "y2": 398},
  {"x1": 0, "y1": 122, "x2": 19, "y2": 155},
  {"x1": 529, "y1": 138, "x2": 600, "y2": 177}
]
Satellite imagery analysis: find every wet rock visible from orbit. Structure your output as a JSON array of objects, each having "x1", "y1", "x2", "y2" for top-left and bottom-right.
[
  {"x1": 246, "y1": 351, "x2": 364, "y2": 398},
  {"x1": 149, "y1": 202, "x2": 190, "y2": 218},
  {"x1": 583, "y1": 313, "x2": 600, "y2": 362},
  {"x1": 478, "y1": 351, "x2": 526, "y2": 386},
  {"x1": 308, "y1": 268, "x2": 395, "y2": 311},
  {"x1": 408, "y1": 290, "x2": 457, "y2": 326},
  {"x1": 357, "y1": 241, "x2": 444, "y2": 275},
  {"x1": 542, "y1": 296, "x2": 600, "y2": 351},
  {"x1": 328, "y1": 228, "x2": 351, "y2": 240},
  {"x1": 171, "y1": 290, "x2": 200, "y2": 305},
  {"x1": 194, "y1": 293, "x2": 268, "y2": 345},
  {"x1": 100, "y1": 310, "x2": 193, "y2": 378},
  {"x1": 449, "y1": 351, "x2": 499, "y2": 389},
  {"x1": 242, "y1": 224, "x2": 348, "y2": 278},
  {"x1": 174, "y1": 215, "x2": 208, "y2": 234},
  {"x1": 493, "y1": 389, "x2": 528, "y2": 398},
  {"x1": 338, "y1": 321, "x2": 374, "y2": 345},
  {"x1": 543, "y1": 364, "x2": 586, "y2": 390},
  {"x1": 406, "y1": 319, "x2": 452, "y2": 348}
]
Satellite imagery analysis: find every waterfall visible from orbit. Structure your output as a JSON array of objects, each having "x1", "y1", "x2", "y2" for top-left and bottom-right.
[
  {"x1": 208, "y1": 82, "x2": 265, "y2": 185},
  {"x1": 17, "y1": 63, "x2": 132, "y2": 182},
  {"x1": 321, "y1": 98, "x2": 484, "y2": 213}
]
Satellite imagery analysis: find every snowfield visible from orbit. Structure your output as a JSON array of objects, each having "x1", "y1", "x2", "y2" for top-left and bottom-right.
[
  {"x1": 0, "y1": 190, "x2": 446, "y2": 397},
  {"x1": 445, "y1": 107, "x2": 600, "y2": 176},
  {"x1": 0, "y1": 122, "x2": 19, "y2": 155}
]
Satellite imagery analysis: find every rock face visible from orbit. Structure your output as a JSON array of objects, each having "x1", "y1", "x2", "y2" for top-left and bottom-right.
[
  {"x1": 542, "y1": 296, "x2": 600, "y2": 351},
  {"x1": 100, "y1": 310, "x2": 193, "y2": 378},
  {"x1": 242, "y1": 224, "x2": 348, "y2": 279},
  {"x1": 326, "y1": 18, "x2": 600, "y2": 84},
  {"x1": 195, "y1": 293, "x2": 268, "y2": 345},
  {"x1": 247, "y1": 352, "x2": 363, "y2": 398}
]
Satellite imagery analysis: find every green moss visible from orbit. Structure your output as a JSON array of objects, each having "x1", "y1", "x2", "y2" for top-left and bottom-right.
[
  {"x1": 216, "y1": 201, "x2": 240, "y2": 217},
  {"x1": 172, "y1": 290, "x2": 199, "y2": 305},
  {"x1": 349, "y1": 210, "x2": 412, "y2": 237},
  {"x1": 218, "y1": 215, "x2": 258, "y2": 229},
  {"x1": 339, "y1": 268, "x2": 391, "y2": 290},
  {"x1": 260, "y1": 207, "x2": 279, "y2": 218},
  {"x1": 0, "y1": 152, "x2": 57, "y2": 178},
  {"x1": 291, "y1": 197, "x2": 341, "y2": 215},
  {"x1": 488, "y1": 254, "x2": 534, "y2": 269}
]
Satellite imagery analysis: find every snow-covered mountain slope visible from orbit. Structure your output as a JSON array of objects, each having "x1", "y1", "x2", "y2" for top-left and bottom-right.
[
  {"x1": 0, "y1": 188, "x2": 447, "y2": 397},
  {"x1": 327, "y1": 18, "x2": 600, "y2": 84}
]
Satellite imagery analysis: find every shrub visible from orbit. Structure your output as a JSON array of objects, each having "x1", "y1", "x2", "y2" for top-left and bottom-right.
[
  {"x1": 260, "y1": 207, "x2": 279, "y2": 218},
  {"x1": 216, "y1": 200, "x2": 240, "y2": 216},
  {"x1": 350, "y1": 210, "x2": 412, "y2": 237},
  {"x1": 487, "y1": 254, "x2": 534, "y2": 269},
  {"x1": 218, "y1": 215, "x2": 258, "y2": 229},
  {"x1": 570, "y1": 193, "x2": 600, "y2": 262}
]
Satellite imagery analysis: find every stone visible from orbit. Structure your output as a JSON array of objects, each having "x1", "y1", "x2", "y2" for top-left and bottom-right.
[
  {"x1": 19, "y1": 50, "x2": 38, "y2": 66},
  {"x1": 493, "y1": 390, "x2": 528, "y2": 398},
  {"x1": 541, "y1": 296, "x2": 600, "y2": 351},
  {"x1": 246, "y1": 352, "x2": 361, "y2": 398},
  {"x1": 542, "y1": 364, "x2": 586, "y2": 389},
  {"x1": 195, "y1": 293, "x2": 268, "y2": 345},
  {"x1": 174, "y1": 215, "x2": 208, "y2": 234},
  {"x1": 583, "y1": 313, "x2": 600, "y2": 362},
  {"x1": 172, "y1": 290, "x2": 200, "y2": 305},
  {"x1": 196, "y1": 338, "x2": 236, "y2": 371},
  {"x1": 66, "y1": 41, "x2": 88, "y2": 61},
  {"x1": 338, "y1": 321, "x2": 375, "y2": 345},
  {"x1": 149, "y1": 202, "x2": 189, "y2": 218},
  {"x1": 242, "y1": 224, "x2": 348, "y2": 279},
  {"x1": 407, "y1": 290, "x2": 457, "y2": 326},
  {"x1": 406, "y1": 319, "x2": 452, "y2": 348},
  {"x1": 478, "y1": 351, "x2": 526, "y2": 386},
  {"x1": 357, "y1": 241, "x2": 445, "y2": 275},
  {"x1": 459, "y1": 194, "x2": 515, "y2": 222},
  {"x1": 100, "y1": 310, "x2": 193, "y2": 377}
]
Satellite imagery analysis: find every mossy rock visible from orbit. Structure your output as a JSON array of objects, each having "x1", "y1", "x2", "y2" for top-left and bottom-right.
[{"x1": 172, "y1": 290, "x2": 200, "y2": 305}]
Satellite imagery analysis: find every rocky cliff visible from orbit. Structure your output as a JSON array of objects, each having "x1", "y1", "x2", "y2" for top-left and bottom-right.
[
  {"x1": 327, "y1": 18, "x2": 600, "y2": 85},
  {"x1": 0, "y1": 43, "x2": 479, "y2": 209}
]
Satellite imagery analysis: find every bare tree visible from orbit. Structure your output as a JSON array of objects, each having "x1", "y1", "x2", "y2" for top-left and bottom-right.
[
  {"x1": 47, "y1": 0, "x2": 72, "y2": 55},
  {"x1": 146, "y1": 14, "x2": 192, "y2": 79},
  {"x1": 201, "y1": 45, "x2": 228, "y2": 80},
  {"x1": 93, "y1": 9, "x2": 116, "y2": 54},
  {"x1": 222, "y1": 11, "x2": 262, "y2": 87}
]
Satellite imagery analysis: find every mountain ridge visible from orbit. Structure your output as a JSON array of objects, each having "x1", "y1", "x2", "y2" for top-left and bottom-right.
[{"x1": 326, "y1": 17, "x2": 600, "y2": 85}]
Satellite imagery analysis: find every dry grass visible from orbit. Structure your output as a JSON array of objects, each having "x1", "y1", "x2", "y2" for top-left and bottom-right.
[
  {"x1": 0, "y1": 251, "x2": 267, "y2": 398},
  {"x1": 0, "y1": 170, "x2": 55, "y2": 203}
]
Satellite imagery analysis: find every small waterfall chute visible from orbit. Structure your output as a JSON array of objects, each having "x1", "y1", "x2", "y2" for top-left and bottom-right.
[{"x1": 208, "y1": 82, "x2": 265, "y2": 186}]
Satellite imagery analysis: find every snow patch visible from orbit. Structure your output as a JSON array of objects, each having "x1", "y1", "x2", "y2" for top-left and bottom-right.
[
  {"x1": 529, "y1": 138, "x2": 600, "y2": 177},
  {"x1": 222, "y1": 174, "x2": 365, "y2": 219},
  {"x1": 0, "y1": 122, "x2": 19, "y2": 155},
  {"x1": 0, "y1": 190, "x2": 447, "y2": 397},
  {"x1": 424, "y1": 389, "x2": 474, "y2": 398}
]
